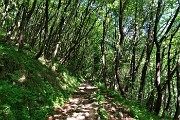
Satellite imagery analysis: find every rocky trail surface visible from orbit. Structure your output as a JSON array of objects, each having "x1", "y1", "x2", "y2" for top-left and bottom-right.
[{"x1": 48, "y1": 82, "x2": 134, "y2": 120}]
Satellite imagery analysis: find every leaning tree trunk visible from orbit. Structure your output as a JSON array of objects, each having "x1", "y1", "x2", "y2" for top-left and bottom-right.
[{"x1": 35, "y1": 0, "x2": 49, "y2": 59}]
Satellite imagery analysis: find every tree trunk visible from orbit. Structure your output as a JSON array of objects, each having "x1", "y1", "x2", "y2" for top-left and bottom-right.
[
  {"x1": 154, "y1": 43, "x2": 162, "y2": 115},
  {"x1": 101, "y1": 9, "x2": 108, "y2": 86},
  {"x1": 114, "y1": 0, "x2": 125, "y2": 97},
  {"x1": 138, "y1": 0, "x2": 154, "y2": 100},
  {"x1": 174, "y1": 55, "x2": 180, "y2": 120},
  {"x1": 18, "y1": 0, "x2": 37, "y2": 51},
  {"x1": 130, "y1": 0, "x2": 137, "y2": 93},
  {"x1": 162, "y1": 22, "x2": 180, "y2": 118},
  {"x1": 35, "y1": 0, "x2": 49, "y2": 59},
  {"x1": 153, "y1": 0, "x2": 163, "y2": 115},
  {"x1": 115, "y1": 51, "x2": 125, "y2": 96},
  {"x1": 17, "y1": 7, "x2": 27, "y2": 51}
]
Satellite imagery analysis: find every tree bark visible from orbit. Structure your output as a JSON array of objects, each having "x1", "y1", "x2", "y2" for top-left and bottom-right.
[
  {"x1": 174, "y1": 56, "x2": 180, "y2": 120},
  {"x1": 138, "y1": 0, "x2": 154, "y2": 100},
  {"x1": 130, "y1": 0, "x2": 137, "y2": 93},
  {"x1": 101, "y1": 9, "x2": 108, "y2": 85},
  {"x1": 18, "y1": 0, "x2": 37, "y2": 51},
  {"x1": 162, "y1": 22, "x2": 180, "y2": 118},
  {"x1": 114, "y1": 0, "x2": 125, "y2": 97},
  {"x1": 154, "y1": 43, "x2": 162, "y2": 115},
  {"x1": 35, "y1": 0, "x2": 49, "y2": 59},
  {"x1": 153, "y1": 0, "x2": 163, "y2": 115}
]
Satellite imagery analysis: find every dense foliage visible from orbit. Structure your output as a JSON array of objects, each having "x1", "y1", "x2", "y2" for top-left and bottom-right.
[{"x1": 0, "y1": 0, "x2": 180, "y2": 119}]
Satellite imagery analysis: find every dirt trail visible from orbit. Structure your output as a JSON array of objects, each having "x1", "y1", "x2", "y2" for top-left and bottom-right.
[{"x1": 48, "y1": 82, "x2": 134, "y2": 120}]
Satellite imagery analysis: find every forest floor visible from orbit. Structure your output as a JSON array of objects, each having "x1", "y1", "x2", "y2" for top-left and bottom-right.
[{"x1": 48, "y1": 81, "x2": 134, "y2": 120}]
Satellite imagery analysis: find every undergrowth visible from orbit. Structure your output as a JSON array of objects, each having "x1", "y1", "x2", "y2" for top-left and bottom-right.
[
  {"x1": 92, "y1": 90, "x2": 110, "y2": 120},
  {"x1": 93, "y1": 82, "x2": 170, "y2": 120},
  {"x1": 0, "y1": 45, "x2": 83, "y2": 120}
]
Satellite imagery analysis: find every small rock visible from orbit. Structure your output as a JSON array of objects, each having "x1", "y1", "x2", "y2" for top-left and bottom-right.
[{"x1": 119, "y1": 112, "x2": 123, "y2": 118}]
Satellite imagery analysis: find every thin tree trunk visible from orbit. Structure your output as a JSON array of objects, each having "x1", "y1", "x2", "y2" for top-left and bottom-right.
[
  {"x1": 101, "y1": 8, "x2": 108, "y2": 86},
  {"x1": 18, "y1": 0, "x2": 37, "y2": 51},
  {"x1": 138, "y1": 0, "x2": 154, "y2": 100},
  {"x1": 35, "y1": 0, "x2": 49, "y2": 59},
  {"x1": 129, "y1": 0, "x2": 137, "y2": 94},
  {"x1": 174, "y1": 55, "x2": 180, "y2": 120},
  {"x1": 153, "y1": 0, "x2": 163, "y2": 115},
  {"x1": 154, "y1": 5, "x2": 179, "y2": 114},
  {"x1": 17, "y1": 7, "x2": 27, "y2": 51},
  {"x1": 162, "y1": 23, "x2": 180, "y2": 118},
  {"x1": 114, "y1": 0, "x2": 125, "y2": 97},
  {"x1": 154, "y1": 43, "x2": 162, "y2": 115},
  {"x1": 44, "y1": 0, "x2": 62, "y2": 58}
]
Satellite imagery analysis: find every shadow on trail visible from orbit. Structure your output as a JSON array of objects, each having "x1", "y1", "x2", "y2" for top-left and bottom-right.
[
  {"x1": 49, "y1": 82, "x2": 99, "y2": 120},
  {"x1": 48, "y1": 82, "x2": 134, "y2": 120}
]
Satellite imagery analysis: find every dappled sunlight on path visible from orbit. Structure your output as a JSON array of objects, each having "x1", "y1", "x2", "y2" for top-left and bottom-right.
[
  {"x1": 48, "y1": 82, "x2": 99, "y2": 120},
  {"x1": 48, "y1": 82, "x2": 134, "y2": 120}
]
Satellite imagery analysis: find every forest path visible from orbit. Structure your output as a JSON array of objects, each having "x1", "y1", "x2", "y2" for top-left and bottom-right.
[{"x1": 48, "y1": 81, "x2": 134, "y2": 120}]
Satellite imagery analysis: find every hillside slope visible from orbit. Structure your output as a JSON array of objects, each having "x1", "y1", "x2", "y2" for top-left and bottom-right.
[{"x1": 0, "y1": 45, "x2": 83, "y2": 120}]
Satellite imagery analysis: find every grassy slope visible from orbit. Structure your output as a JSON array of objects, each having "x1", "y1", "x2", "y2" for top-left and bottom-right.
[{"x1": 0, "y1": 45, "x2": 83, "y2": 120}]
